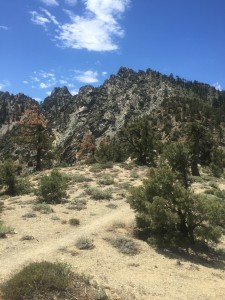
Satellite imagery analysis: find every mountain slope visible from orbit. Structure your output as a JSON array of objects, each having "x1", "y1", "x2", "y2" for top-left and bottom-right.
[{"x1": 0, "y1": 67, "x2": 225, "y2": 165}]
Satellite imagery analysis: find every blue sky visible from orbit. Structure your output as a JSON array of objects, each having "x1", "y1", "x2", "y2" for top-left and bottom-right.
[{"x1": 0, "y1": 0, "x2": 224, "y2": 101}]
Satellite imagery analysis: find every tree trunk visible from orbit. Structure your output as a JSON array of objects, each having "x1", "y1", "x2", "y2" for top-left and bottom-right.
[
  {"x1": 36, "y1": 147, "x2": 42, "y2": 171},
  {"x1": 191, "y1": 155, "x2": 200, "y2": 176}
]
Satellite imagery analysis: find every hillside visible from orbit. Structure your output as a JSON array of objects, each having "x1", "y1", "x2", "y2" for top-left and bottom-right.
[
  {"x1": 0, "y1": 67, "x2": 225, "y2": 166},
  {"x1": 1, "y1": 164, "x2": 225, "y2": 299}
]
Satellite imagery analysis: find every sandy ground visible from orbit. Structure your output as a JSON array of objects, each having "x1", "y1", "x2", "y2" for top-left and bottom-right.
[{"x1": 0, "y1": 164, "x2": 225, "y2": 300}]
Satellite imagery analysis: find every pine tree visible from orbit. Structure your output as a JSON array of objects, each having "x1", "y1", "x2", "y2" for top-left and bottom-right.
[{"x1": 16, "y1": 108, "x2": 53, "y2": 171}]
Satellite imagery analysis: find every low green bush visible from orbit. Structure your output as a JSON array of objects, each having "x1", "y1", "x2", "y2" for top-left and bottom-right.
[
  {"x1": 107, "y1": 236, "x2": 139, "y2": 255},
  {"x1": 36, "y1": 169, "x2": 69, "y2": 204},
  {"x1": 97, "y1": 176, "x2": 114, "y2": 185},
  {"x1": 0, "y1": 224, "x2": 13, "y2": 238},
  {"x1": 86, "y1": 187, "x2": 112, "y2": 200},
  {"x1": 72, "y1": 175, "x2": 91, "y2": 183},
  {"x1": 69, "y1": 218, "x2": 80, "y2": 226},
  {"x1": 33, "y1": 203, "x2": 54, "y2": 214},
  {"x1": 75, "y1": 237, "x2": 95, "y2": 250},
  {"x1": 0, "y1": 261, "x2": 72, "y2": 299}
]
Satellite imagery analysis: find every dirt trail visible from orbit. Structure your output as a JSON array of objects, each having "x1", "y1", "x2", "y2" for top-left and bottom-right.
[{"x1": 0, "y1": 202, "x2": 133, "y2": 282}]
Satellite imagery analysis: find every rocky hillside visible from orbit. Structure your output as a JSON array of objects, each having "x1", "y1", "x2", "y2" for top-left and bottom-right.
[{"x1": 0, "y1": 67, "x2": 225, "y2": 165}]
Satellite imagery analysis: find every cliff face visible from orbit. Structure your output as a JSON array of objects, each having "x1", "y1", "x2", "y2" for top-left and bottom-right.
[
  {"x1": 41, "y1": 67, "x2": 172, "y2": 161},
  {"x1": 0, "y1": 92, "x2": 38, "y2": 137},
  {"x1": 0, "y1": 67, "x2": 224, "y2": 164}
]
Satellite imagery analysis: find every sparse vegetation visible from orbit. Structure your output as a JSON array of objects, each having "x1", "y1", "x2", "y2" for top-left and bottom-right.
[{"x1": 67, "y1": 198, "x2": 87, "y2": 210}]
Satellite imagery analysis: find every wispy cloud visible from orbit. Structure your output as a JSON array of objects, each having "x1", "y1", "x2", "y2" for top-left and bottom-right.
[
  {"x1": 41, "y1": 8, "x2": 60, "y2": 25},
  {"x1": 30, "y1": 11, "x2": 50, "y2": 29},
  {"x1": 0, "y1": 25, "x2": 8, "y2": 30},
  {"x1": 25, "y1": 68, "x2": 102, "y2": 96},
  {"x1": 39, "y1": 0, "x2": 59, "y2": 6},
  {"x1": 213, "y1": 82, "x2": 222, "y2": 91},
  {"x1": 65, "y1": 0, "x2": 78, "y2": 6},
  {"x1": 31, "y1": 0, "x2": 130, "y2": 51},
  {"x1": 0, "y1": 80, "x2": 10, "y2": 90},
  {"x1": 74, "y1": 70, "x2": 99, "y2": 83}
]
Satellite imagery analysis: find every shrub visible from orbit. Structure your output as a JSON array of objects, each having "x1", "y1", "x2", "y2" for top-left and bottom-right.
[
  {"x1": 128, "y1": 166, "x2": 225, "y2": 245},
  {"x1": 0, "y1": 261, "x2": 72, "y2": 299},
  {"x1": 86, "y1": 187, "x2": 112, "y2": 200},
  {"x1": 97, "y1": 176, "x2": 114, "y2": 185},
  {"x1": 107, "y1": 236, "x2": 139, "y2": 255},
  {"x1": 0, "y1": 160, "x2": 17, "y2": 195},
  {"x1": 72, "y1": 175, "x2": 91, "y2": 183},
  {"x1": 75, "y1": 237, "x2": 95, "y2": 250},
  {"x1": 15, "y1": 177, "x2": 34, "y2": 195},
  {"x1": 36, "y1": 169, "x2": 69, "y2": 204},
  {"x1": 69, "y1": 218, "x2": 80, "y2": 226},
  {"x1": 67, "y1": 199, "x2": 87, "y2": 211},
  {"x1": 0, "y1": 224, "x2": 13, "y2": 238},
  {"x1": 33, "y1": 203, "x2": 54, "y2": 214},
  {"x1": 22, "y1": 212, "x2": 37, "y2": 218}
]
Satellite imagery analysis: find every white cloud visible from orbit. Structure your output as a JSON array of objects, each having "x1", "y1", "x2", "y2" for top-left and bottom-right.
[
  {"x1": 30, "y1": 11, "x2": 50, "y2": 28},
  {"x1": 46, "y1": 91, "x2": 52, "y2": 96},
  {"x1": 59, "y1": 79, "x2": 68, "y2": 85},
  {"x1": 102, "y1": 71, "x2": 107, "y2": 76},
  {"x1": 213, "y1": 82, "x2": 222, "y2": 91},
  {"x1": 0, "y1": 80, "x2": 10, "y2": 90},
  {"x1": 41, "y1": 9, "x2": 60, "y2": 25},
  {"x1": 39, "y1": 0, "x2": 59, "y2": 6},
  {"x1": 31, "y1": 0, "x2": 130, "y2": 52},
  {"x1": 70, "y1": 89, "x2": 79, "y2": 95},
  {"x1": 74, "y1": 70, "x2": 99, "y2": 83},
  {"x1": 23, "y1": 80, "x2": 29, "y2": 84},
  {"x1": 65, "y1": 0, "x2": 78, "y2": 5},
  {"x1": 40, "y1": 82, "x2": 49, "y2": 89},
  {"x1": 0, "y1": 25, "x2": 8, "y2": 30}
]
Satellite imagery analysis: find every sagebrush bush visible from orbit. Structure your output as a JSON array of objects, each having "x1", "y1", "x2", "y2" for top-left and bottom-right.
[
  {"x1": 33, "y1": 203, "x2": 54, "y2": 214},
  {"x1": 97, "y1": 176, "x2": 114, "y2": 185},
  {"x1": 72, "y1": 175, "x2": 91, "y2": 183},
  {"x1": 86, "y1": 187, "x2": 112, "y2": 200},
  {"x1": 107, "y1": 236, "x2": 139, "y2": 255},
  {"x1": 36, "y1": 169, "x2": 69, "y2": 204},
  {"x1": 0, "y1": 224, "x2": 13, "y2": 238},
  {"x1": 69, "y1": 218, "x2": 80, "y2": 226},
  {"x1": 14, "y1": 177, "x2": 34, "y2": 195},
  {"x1": 0, "y1": 261, "x2": 72, "y2": 299},
  {"x1": 76, "y1": 237, "x2": 95, "y2": 250},
  {"x1": 0, "y1": 160, "x2": 17, "y2": 195}
]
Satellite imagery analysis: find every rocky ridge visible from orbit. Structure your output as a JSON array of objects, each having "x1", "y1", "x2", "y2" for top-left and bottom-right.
[{"x1": 0, "y1": 67, "x2": 224, "y2": 164}]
